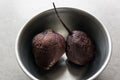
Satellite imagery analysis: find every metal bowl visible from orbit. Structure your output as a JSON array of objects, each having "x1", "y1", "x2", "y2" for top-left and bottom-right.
[{"x1": 15, "y1": 8, "x2": 112, "y2": 80}]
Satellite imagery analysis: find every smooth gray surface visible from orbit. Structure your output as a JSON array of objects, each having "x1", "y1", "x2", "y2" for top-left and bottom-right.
[{"x1": 0, "y1": 0, "x2": 119, "y2": 80}]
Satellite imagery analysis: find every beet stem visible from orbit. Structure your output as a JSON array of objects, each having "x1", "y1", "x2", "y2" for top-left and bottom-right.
[{"x1": 53, "y1": 2, "x2": 72, "y2": 35}]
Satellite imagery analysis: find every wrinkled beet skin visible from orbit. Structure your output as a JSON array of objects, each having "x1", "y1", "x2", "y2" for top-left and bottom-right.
[
  {"x1": 66, "y1": 31, "x2": 94, "y2": 65},
  {"x1": 32, "y1": 31, "x2": 65, "y2": 70}
]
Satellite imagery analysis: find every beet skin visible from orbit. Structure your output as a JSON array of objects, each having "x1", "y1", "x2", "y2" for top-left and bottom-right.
[
  {"x1": 66, "y1": 31, "x2": 94, "y2": 65},
  {"x1": 32, "y1": 30, "x2": 66, "y2": 70}
]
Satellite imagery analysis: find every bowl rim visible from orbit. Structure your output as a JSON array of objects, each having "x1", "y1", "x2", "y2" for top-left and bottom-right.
[{"x1": 15, "y1": 7, "x2": 112, "y2": 80}]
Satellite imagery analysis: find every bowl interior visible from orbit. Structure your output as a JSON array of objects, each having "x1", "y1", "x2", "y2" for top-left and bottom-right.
[{"x1": 17, "y1": 8, "x2": 110, "y2": 80}]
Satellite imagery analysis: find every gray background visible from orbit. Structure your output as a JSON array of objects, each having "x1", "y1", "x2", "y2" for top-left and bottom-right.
[{"x1": 0, "y1": 0, "x2": 119, "y2": 80}]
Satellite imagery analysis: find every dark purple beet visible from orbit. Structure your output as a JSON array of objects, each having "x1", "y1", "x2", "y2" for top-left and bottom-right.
[
  {"x1": 53, "y1": 2, "x2": 94, "y2": 65},
  {"x1": 66, "y1": 31, "x2": 94, "y2": 65},
  {"x1": 32, "y1": 30, "x2": 65, "y2": 70}
]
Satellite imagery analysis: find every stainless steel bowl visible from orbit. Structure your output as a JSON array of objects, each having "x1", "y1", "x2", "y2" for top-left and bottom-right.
[{"x1": 15, "y1": 8, "x2": 112, "y2": 80}]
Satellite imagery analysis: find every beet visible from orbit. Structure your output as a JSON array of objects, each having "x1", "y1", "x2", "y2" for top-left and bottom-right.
[
  {"x1": 66, "y1": 31, "x2": 94, "y2": 65},
  {"x1": 32, "y1": 30, "x2": 65, "y2": 70},
  {"x1": 53, "y1": 2, "x2": 94, "y2": 65}
]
